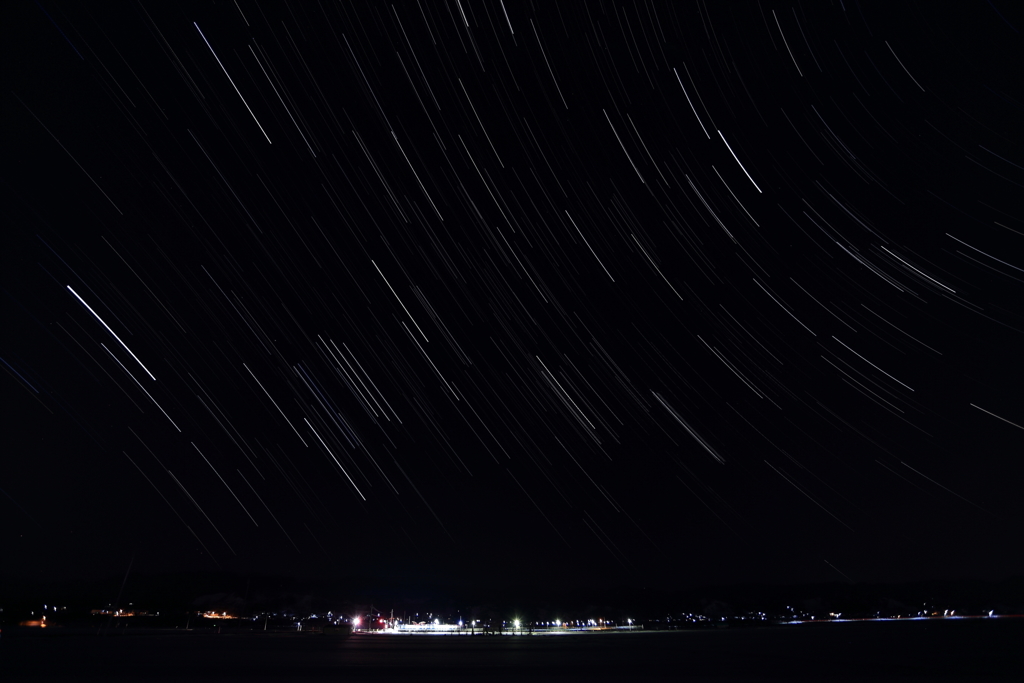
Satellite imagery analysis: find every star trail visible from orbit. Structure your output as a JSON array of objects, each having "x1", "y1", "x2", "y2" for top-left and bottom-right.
[{"x1": 4, "y1": 1, "x2": 1022, "y2": 591}]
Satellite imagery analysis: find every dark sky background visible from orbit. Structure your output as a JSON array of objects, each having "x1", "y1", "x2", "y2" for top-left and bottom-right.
[{"x1": 3, "y1": 1, "x2": 1022, "y2": 594}]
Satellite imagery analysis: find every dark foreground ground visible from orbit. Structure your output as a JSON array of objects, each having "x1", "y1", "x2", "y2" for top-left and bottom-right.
[{"x1": 4, "y1": 618, "x2": 1021, "y2": 681}]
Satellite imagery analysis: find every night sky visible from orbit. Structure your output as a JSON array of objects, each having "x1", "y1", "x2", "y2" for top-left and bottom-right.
[{"x1": 4, "y1": 1, "x2": 1022, "y2": 593}]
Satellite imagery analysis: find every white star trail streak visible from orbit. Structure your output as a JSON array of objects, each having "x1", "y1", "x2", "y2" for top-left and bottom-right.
[
  {"x1": 674, "y1": 67, "x2": 711, "y2": 139},
  {"x1": 168, "y1": 470, "x2": 236, "y2": 555},
  {"x1": 603, "y1": 109, "x2": 645, "y2": 184},
  {"x1": 100, "y1": 344, "x2": 179, "y2": 431},
  {"x1": 372, "y1": 260, "x2": 429, "y2": 343},
  {"x1": 717, "y1": 130, "x2": 762, "y2": 193},
  {"x1": 566, "y1": 211, "x2": 615, "y2": 282},
  {"x1": 192, "y1": 442, "x2": 259, "y2": 526},
  {"x1": 304, "y1": 418, "x2": 366, "y2": 501},
  {"x1": 13, "y1": 94, "x2": 123, "y2": 214},
  {"x1": 124, "y1": 451, "x2": 220, "y2": 564},
  {"x1": 193, "y1": 22, "x2": 272, "y2": 144},
  {"x1": 237, "y1": 469, "x2": 300, "y2": 551},
  {"x1": 67, "y1": 286, "x2": 155, "y2": 380},
  {"x1": 243, "y1": 363, "x2": 309, "y2": 447},
  {"x1": 970, "y1": 403, "x2": 1024, "y2": 431}
]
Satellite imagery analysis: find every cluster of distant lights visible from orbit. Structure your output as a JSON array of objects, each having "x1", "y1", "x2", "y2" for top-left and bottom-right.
[
  {"x1": 17, "y1": 604, "x2": 997, "y2": 628},
  {"x1": 240, "y1": 609, "x2": 1004, "y2": 627},
  {"x1": 345, "y1": 617, "x2": 635, "y2": 631},
  {"x1": 243, "y1": 612, "x2": 637, "y2": 630},
  {"x1": 776, "y1": 605, "x2": 998, "y2": 624},
  {"x1": 10, "y1": 603, "x2": 1007, "y2": 631},
  {"x1": 14, "y1": 604, "x2": 67, "y2": 628},
  {"x1": 90, "y1": 608, "x2": 1005, "y2": 625},
  {"x1": 659, "y1": 614, "x2": 712, "y2": 622}
]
